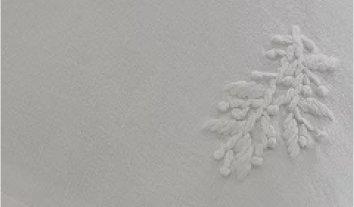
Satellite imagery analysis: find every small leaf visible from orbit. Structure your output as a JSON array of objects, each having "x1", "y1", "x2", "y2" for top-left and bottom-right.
[
  {"x1": 316, "y1": 85, "x2": 329, "y2": 97},
  {"x1": 225, "y1": 133, "x2": 243, "y2": 150},
  {"x1": 301, "y1": 35, "x2": 318, "y2": 53},
  {"x1": 298, "y1": 98, "x2": 334, "y2": 121},
  {"x1": 217, "y1": 101, "x2": 230, "y2": 112},
  {"x1": 283, "y1": 114, "x2": 300, "y2": 158},
  {"x1": 304, "y1": 54, "x2": 339, "y2": 72},
  {"x1": 219, "y1": 120, "x2": 238, "y2": 135},
  {"x1": 234, "y1": 134, "x2": 251, "y2": 153},
  {"x1": 265, "y1": 49, "x2": 286, "y2": 60},
  {"x1": 251, "y1": 156, "x2": 263, "y2": 166},
  {"x1": 231, "y1": 107, "x2": 249, "y2": 120},
  {"x1": 271, "y1": 34, "x2": 293, "y2": 45}
]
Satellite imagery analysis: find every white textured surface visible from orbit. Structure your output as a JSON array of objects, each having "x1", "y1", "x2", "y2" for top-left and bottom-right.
[
  {"x1": 2, "y1": 194, "x2": 29, "y2": 207},
  {"x1": 3, "y1": 0, "x2": 352, "y2": 207}
]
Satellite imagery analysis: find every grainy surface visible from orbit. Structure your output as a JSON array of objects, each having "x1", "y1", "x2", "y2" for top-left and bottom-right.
[{"x1": 2, "y1": 0, "x2": 352, "y2": 206}]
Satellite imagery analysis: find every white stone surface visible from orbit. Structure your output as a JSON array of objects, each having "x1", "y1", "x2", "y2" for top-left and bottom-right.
[{"x1": 3, "y1": 0, "x2": 352, "y2": 206}]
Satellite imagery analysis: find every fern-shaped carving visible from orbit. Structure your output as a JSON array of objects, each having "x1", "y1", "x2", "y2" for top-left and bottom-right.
[{"x1": 203, "y1": 26, "x2": 338, "y2": 179}]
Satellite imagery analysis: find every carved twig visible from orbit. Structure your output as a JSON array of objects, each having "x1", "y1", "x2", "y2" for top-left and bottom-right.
[{"x1": 204, "y1": 26, "x2": 338, "y2": 179}]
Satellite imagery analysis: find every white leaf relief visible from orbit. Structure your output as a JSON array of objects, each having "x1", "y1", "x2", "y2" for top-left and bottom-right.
[
  {"x1": 203, "y1": 26, "x2": 338, "y2": 179},
  {"x1": 298, "y1": 98, "x2": 335, "y2": 121}
]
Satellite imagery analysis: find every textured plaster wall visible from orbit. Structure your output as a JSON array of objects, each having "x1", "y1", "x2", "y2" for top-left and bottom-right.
[{"x1": 2, "y1": 0, "x2": 352, "y2": 206}]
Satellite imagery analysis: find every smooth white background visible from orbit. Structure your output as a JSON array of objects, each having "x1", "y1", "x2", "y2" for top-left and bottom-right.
[{"x1": 3, "y1": 0, "x2": 352, "y2": 206}]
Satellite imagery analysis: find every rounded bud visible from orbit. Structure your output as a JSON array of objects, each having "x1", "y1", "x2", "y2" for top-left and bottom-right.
[
  {"x1": 220, "y1": 167, "x2": 231, "y2": 177},
  {"x1": 251, "y1": 156, "x2": 263, "y2": 166},
  {"x1": 213, "y1": 148, "x2": 225, "y2": 160}
]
